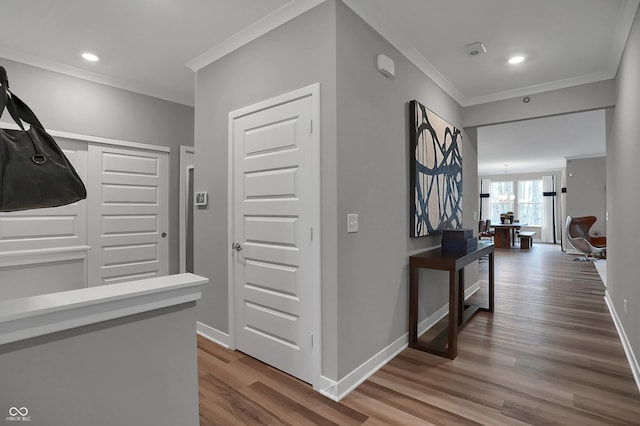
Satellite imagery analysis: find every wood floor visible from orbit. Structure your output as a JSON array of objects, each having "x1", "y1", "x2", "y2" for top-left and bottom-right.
[{"x1": 198, "y1": 244, "x2": 640, "y2": 425}]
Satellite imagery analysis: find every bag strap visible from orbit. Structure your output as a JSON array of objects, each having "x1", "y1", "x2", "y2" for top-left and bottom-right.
[
  {"x1": 0, "y1": 66, "x2": 45, "y2": 130},
  {"x1": 0, "y1": 66, "x2": 9, "y2": 120},
  {"x1": 0, "y1": 66, "x2": 46, "y2": 162},
  {"x1": 6, "y1": 91, "x2": 46, "y2": 130}
]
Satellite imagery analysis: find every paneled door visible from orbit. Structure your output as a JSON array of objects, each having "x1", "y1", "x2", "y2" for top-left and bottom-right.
[
  {"x1": 231, "y1": 85, "x2": 320, "y2": 385},
  {"x1": 88, "y1": 145, "x2": 169, "y2": 285}
]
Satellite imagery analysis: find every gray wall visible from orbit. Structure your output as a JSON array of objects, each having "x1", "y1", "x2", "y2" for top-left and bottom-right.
[
  {"x1": 194, "y1": 0, "x2": 479, "y2": 382},
  {"x1": 463, "y1": 80, "x2": 616, "y2": 128},
  {"x1": 0, "y1": 303, "x2": 199, "y2": 426},
  {"x1": 335, "y1": 1, "x2": 478, "y2": 378},
  {"x1": 0, "y1": 58, "x2": 194, "y2": 275},
  {"x1": 565, "y1": 157, "x2": 606, "y2": 235},
  {"x1": 609, "y1": 7, "x2": 640, "y2": 365},
  {"x1": 193, "y1": 0, "x2": 339, "y2": 376}
]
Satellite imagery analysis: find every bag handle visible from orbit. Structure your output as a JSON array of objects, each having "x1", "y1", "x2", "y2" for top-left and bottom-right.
[
  {"x1": 0, "y1": 66, "x2": 47, "y2": 163},
  {"x1": 0, "y1": 66, "x2": 9, "y2": 120}
]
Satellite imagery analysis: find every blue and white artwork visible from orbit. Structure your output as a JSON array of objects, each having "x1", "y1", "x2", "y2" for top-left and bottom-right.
[{"x1": 410, "y1": 100, "x2": 463, "y2": 237}]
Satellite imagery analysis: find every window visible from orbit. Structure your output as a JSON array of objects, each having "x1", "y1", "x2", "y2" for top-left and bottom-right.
[
  {"x1": 489, "y1": 181, "x2": 514, "y2": 224},
  {"x1": 518, "y1": 180, "x2": 543, "y2": 226},
  {"x1": 489, "y1": 179, "x2": 543, "y2": 226}
]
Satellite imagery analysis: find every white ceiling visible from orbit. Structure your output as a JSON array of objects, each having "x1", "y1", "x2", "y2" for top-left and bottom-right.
[{"x1": 0, "y1": 0, "x2": 637, "y2": 171}]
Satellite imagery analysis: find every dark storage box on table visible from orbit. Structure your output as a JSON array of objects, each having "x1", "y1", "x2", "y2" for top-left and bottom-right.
[
  {"x1": 441, "y1": 229, "x2": 477, "y2": 252},
  {"x1": 441, "y1": 229, "x2": 473, "y2": 241}
]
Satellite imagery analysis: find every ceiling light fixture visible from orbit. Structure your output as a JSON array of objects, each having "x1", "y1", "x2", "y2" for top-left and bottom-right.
[
  {"x1": 508, "y1": 55, "x2": 525, "y2": 65},
  {"x1": 81, "y1": 52, "x2": 99, "y2": 62}
]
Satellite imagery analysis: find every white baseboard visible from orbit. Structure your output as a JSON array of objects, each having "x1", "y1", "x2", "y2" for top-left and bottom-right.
[
  {"x1": 196, "y1": 321, "x2": 232, "y2": 349},
  {"x1": 465, "y1": 281, "x2": 481, "y2": 299},
  {"x1": 604, "y1": 291, "x2": 640, "y2": 392},
  {"x1": 318, "y1": 280, "x2": 481, "y2": 402},
  {"x1": 317, "y1": 332, "x2": 408, "y2": 402},
  {"x1": 418, "y1": 281, "x2": 480, "y2": 336}
]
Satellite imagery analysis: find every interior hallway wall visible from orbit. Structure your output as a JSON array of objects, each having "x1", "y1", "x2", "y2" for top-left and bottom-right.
[
  {"x1": 0, "y1": 58, "x2": 194, "y2": 275},
  {"x1": 565, "y1": 156, "x2": 606, "y2": 236},
  {"x1": 335, "y1": 0, "x2": 478, "y2": 378},
  {"x1": 194, "y1": 0, "x2": 479, "y2": 383},
  {"x1": 609, "y1": 5, "x2": 640, "y2": 371},
  {"x1": 193, "y1": 1, "x2": 339, "y2": 378}
]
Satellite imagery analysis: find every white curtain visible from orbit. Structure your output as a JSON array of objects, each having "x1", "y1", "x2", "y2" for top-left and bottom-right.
[
  {"x1": 480, "y1": 179, "x2": 491, "y2": 221},
  {"x1": 541, "y1": 175, "x2": 557, "y2": 243}
]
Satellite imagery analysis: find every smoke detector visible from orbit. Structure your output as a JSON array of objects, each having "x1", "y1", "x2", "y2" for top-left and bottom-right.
[{"x1": 465, "y1": 42, "x2": 486, "y2": 57}]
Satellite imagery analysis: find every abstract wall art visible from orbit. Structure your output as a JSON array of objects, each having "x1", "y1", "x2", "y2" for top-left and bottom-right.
[{"x1": 410, "y1": 100, "x2": 463, "y2": 237}]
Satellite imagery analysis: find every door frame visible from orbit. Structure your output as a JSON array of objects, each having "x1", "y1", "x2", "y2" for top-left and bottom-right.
[
  {"x1": 227, "y1": 83, "x2": 322, "y2": 389},
  {"x1": 179, "y1": 145, "x2": 195, "y2": 273}
]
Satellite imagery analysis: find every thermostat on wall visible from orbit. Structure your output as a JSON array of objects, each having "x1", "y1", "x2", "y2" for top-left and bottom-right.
[{"x1": 195, "y1": 191, "x2": 208, "y2": 206}]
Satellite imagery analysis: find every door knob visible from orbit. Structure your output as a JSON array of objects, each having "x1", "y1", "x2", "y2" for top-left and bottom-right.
[{"x1": 232, "y1": 242, "x2": 243, "y2": 251}]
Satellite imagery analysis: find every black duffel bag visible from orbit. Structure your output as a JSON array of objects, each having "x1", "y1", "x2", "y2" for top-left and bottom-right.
[{"x1": 0, "y1": 66, "x2": 86, "y2": 211}]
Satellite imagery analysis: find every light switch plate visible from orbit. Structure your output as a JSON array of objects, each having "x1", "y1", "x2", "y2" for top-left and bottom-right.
[{"x1": 347, "y1": 214, "x2": 359, "y2": 233}]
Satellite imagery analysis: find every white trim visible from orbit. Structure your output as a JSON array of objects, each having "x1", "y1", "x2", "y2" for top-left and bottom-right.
[
  {"x1": 606, "y1": 0, "x2": 640, "y2": 77},
  {"x1": 0, "y1": 273, "x2": 208, "y2": 346},
  {"x1": 319, "y1": 280, "x2": 481, "y2": 401},
  {"x1": 339, "y1": 0, "x2": 629, "y2": 107},
  {"x1": 341, "y1": 0, "x2": 462, "y2": 105},
  {"x1": 417, "y1": 281, "x2": 480, "y2": 336},
  {"x1": 0, "y1": 122, "x2": 170, "y2": 153},
  {"x1": 0, "y1": 245, "x2": 90, "y2": 262},
  {"x1": 228, "y1": 83, "x2": 322, "y2": 389},
  {"x1": 226, "y1": 100, "x2": 237, "y2": 351},
  {"x1": 0, "y1": 45, "x2": 193, "y2": 106},
  {"x1": 179, "y1": 146, "x2": 195, "y2": 274},
  {"x1": 196, "y1": 321, "x2": 233, "y2": 349},
  {"x1": 319, "y1": 332, "x2": 408, "y2": 402},
  {"x1": 186, "y1": 0, "x2": 325, "y2": 71},
  {"x1": 604, "y1": 291, "x2": 640, "y2": 393},
  {"x1": 463, "y1": 71, "x2": 615, "y2": 107},
  {"x1": 465, "y1": 281, "x2": 481, "y2": 299}
]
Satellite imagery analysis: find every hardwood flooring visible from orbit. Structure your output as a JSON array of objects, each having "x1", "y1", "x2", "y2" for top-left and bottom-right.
[{"x1": 198, "y1": 244, "x2": 640, "y2": 425}]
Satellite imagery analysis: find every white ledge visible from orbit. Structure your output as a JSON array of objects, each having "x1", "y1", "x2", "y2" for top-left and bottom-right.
[{"x1": 0, "y1": 273, "x2": 208, "y2": 345}]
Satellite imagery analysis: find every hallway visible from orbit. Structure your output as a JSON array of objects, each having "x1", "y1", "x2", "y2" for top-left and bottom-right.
[{"x1": 198, "y1": 244, "x2": 640, "y2": 425}]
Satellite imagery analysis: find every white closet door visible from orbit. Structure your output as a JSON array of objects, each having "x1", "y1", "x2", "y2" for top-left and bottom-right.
[
  {"x1": 0, "y1": 138, "x2": 88, "y2": 254},
  {"x1": 88, "y1": 145, "x2": 169, "y2": 286}
]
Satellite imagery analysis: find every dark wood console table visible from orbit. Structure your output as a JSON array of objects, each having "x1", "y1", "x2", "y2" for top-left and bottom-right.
[{"x1": 409, "y1": 241, "x2": 494, "y2": 359}]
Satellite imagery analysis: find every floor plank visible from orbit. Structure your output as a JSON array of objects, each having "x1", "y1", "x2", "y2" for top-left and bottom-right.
[{"x1": 198, "y1": 244, "x2": 640, "y2": 425}]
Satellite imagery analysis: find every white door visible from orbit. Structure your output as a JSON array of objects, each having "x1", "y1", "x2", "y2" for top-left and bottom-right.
[
  {"x1": 231, "y1": 85, "x2": 320, "y2": 385},
  {"x1": 88, "y1": 145, "x2": 169, "y2": 285}
]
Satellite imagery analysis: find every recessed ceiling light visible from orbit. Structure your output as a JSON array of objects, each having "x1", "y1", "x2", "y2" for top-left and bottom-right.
[
  {"x1": 508, "y1": 55, "x2": 525, "y2": 65},
  {"x1": 81, "y1": 52, "x2": 99, "y2": 62}
]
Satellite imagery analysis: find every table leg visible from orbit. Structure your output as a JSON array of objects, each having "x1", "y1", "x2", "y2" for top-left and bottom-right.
[
  {"x1": 494, "y1": 228, "x2": 511, "y2": 248},
  {"x1": 409, "y1": 266, "x2": 418, "y2": 346},
  {"x1": 458, "y1": 268, "x2": 465, "y2": 326},
  {"x1": 448, "y1": 270, "x2": 458, "y2": 359}
]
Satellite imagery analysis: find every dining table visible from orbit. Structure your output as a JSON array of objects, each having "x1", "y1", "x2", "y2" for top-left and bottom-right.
[{"x1": 491, "y1": 222, "x2": 527, "y2": 248}]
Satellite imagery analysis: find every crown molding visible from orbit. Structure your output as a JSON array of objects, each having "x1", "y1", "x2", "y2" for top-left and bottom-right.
[
  {"x1": 186, "y1": 0, "x2": 325, "y2": 72},
  {"x1": 341, "y1": 0, "x2": 465, "y2": 105},
  {"x1": 342, "y1": 0, "x2": 634, "y2": 108},
  {"x1": 462, "y1": 70, "x2": 615, "y2": 107},
  {"x1": 0, "y1": 47, "x2": 193, "y2": 106},
  {"x1": 606, "y1": 0, "x2": 640, "y2": 77}
]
